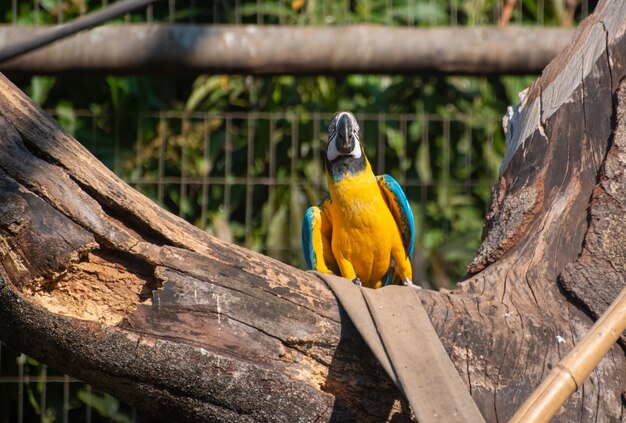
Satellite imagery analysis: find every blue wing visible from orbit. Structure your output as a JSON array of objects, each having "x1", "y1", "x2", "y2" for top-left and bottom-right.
[
  {"x1": 302, "y1": 207, "x2": 318, "y2": 270},
  {"x1": 302, "y1": 197, "x2": 338, "y2": 273},
  {"x1": 377, "y1": 174, "x2": 415, "y2": 285}
]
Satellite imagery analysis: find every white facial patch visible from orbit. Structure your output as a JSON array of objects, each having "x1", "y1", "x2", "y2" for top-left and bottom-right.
[
  {"x1": 326, "y1": 112, "x2": 362, "y2": 161},
  {"x1": 326, "y1": 136, "x2": 361, "y2": 161}
]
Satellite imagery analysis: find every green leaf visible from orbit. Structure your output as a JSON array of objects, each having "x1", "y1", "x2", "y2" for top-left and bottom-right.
[
  {"x1": 186, "y1": 75, "x2": 225, "y2": 111},
  {"x1": 77, "y1": 389, "x2": 132, "y2": 423},
  {"x1": 415, "y1": 140, "x2": 432, "y2": 184},
  {"x1": 54, "y1": 101, "x2": 77, "y2": 135},
  {"x1": 385, "y1": 126, "x2": 405, "y2": 157},
  {"x1": 28, "y1": 76, "x2": 56, "y2": 105}
]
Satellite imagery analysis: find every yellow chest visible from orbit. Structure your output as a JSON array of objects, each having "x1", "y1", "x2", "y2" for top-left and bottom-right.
[{"x1": 327, "y1": 168, "x2": 397, "y2": 285}]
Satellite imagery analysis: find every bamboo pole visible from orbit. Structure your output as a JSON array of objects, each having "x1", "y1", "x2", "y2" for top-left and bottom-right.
[{"x1": 509, "y1": 285, "x2": 626, "y2": 423}]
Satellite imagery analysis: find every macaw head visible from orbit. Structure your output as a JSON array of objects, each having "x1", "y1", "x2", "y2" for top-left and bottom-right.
[{"x1": 325, "y1": 112, "x2": 367, "y2": 182}]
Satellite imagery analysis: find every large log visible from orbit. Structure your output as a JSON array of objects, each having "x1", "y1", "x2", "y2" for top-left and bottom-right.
[
  {"x1": 0, "y1": 24, "x2": 573, "y2": 75},
  {"x1": 0, "y1": 1, "x2": 625, "y2": 421}
]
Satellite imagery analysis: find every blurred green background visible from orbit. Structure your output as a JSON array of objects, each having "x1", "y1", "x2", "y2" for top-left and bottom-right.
[{"x1": 0, "y1": 0, "x2": 593, "y2": 421}]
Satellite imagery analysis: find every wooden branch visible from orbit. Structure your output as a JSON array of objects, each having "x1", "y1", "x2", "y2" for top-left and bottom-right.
[
  {"x1": 0, "y1": 1, "x2": 625, "y2": 421},
  {"x1": 0, "y1": 24, "x2": 574, "y2": 75}
]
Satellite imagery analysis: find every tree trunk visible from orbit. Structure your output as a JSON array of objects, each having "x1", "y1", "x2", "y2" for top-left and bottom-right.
[{"x1": 0, "y1": 1, "x2": 625, "y2": 421}]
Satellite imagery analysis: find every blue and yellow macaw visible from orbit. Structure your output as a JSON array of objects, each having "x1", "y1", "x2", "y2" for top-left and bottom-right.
[{"x1": 302, "y1": 111, "x2": 415, "y2": 289}]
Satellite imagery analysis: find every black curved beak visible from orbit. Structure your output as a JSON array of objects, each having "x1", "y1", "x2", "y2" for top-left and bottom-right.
[{"x1": 336, "y1": 113, "x2": 354, "y2": 154}]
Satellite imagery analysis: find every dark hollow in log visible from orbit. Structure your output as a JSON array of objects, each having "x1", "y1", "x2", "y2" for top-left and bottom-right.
[
  {"x1": 0, "y1": 1, "x2": 625, "y2": 421},
  {"x1": 0, "y1": 24, "x2": 573, "y2": 76}
]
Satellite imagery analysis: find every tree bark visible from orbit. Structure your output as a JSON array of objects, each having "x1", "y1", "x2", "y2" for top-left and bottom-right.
[
  {"x1": 0, "y1": 1, "x2": 625, "y2": 422},
  {"x1": 0, "y1": 24, "x2": 573, "y2": 76}
]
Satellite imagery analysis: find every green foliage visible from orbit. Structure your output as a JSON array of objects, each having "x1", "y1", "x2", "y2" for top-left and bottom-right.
[
  {"x1": 0, "y1": 0, "x2": 592, "y2": 26},
  {"x1": 76, "y1": 390, "x2": 133, "y2": 423}
]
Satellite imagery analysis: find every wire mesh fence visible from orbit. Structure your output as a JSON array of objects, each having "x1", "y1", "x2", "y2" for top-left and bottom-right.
[{"x1": 5, "y1": 0, "x2": 593, "y2": 27}]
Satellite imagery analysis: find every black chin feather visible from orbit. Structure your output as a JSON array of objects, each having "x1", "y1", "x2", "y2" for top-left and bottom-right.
[{"x1": 325, "y1": 152, "x2": 367, "y2": 182}]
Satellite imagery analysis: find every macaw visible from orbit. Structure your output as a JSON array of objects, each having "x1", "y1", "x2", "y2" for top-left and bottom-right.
[{"x1": 302, "y1": 111, "x2": 414, "y2": 289}]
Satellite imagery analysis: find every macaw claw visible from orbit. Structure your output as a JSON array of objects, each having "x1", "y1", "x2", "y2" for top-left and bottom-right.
[{"x1": 352, "y1": 277, "x2": 362, "y2": 286}]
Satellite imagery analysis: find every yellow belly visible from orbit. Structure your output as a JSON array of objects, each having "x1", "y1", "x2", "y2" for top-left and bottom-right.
[
  {"x1": 327, "y1": 165, "x2": 400, "y2": 288},
  {"x1": 332, "y1": 215, "x2": 395, "y2": 287}
]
